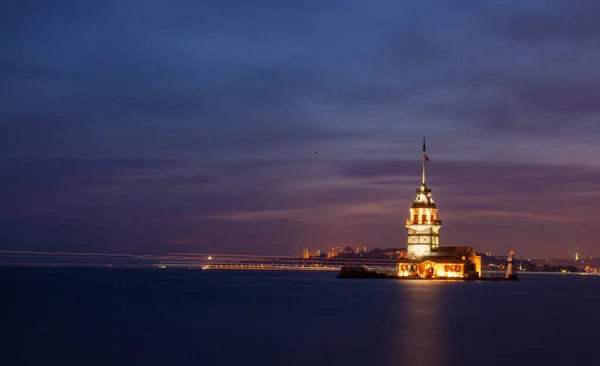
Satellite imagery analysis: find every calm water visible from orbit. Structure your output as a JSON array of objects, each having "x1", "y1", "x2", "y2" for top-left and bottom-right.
[{"x1": 2, "y1": 267, "x2": 599, "y2": 366}]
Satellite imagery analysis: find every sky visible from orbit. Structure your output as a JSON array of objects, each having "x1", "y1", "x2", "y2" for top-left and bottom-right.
[{"x1": 2, "y1": 0, "x2": 600, "y2": 258}]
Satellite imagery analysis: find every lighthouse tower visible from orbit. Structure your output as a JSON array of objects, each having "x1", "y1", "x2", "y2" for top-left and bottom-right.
[
  {"x1": 406, "y1": 139, "x2": 441, "y2": 259},
  {"x1": 506, "y1": 251, "x2": 518, "y2": 280}
]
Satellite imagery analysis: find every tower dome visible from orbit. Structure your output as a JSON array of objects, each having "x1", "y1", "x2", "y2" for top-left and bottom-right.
[{"x1": 411, "y1": 184, "x2": 437, "y2": 209}]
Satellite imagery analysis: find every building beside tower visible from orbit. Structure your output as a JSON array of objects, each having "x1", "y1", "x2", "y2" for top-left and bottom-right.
[{"x1": 397, "y1": 139, "x2": 482, "y2": 278}]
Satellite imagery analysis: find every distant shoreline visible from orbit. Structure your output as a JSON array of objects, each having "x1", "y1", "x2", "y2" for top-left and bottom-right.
[{"x1": 1, "y1": 263, "x2": 599, "y2": 277}]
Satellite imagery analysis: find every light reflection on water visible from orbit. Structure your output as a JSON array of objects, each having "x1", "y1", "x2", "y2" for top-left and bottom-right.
[{"x1": 393, "y1": 281, "x2": 445, "y2": 366}]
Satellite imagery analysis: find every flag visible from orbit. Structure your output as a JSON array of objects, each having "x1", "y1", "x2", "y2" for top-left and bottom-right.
[{"x1": 425, "y1": 154, "x2": 430, "y2": 162}]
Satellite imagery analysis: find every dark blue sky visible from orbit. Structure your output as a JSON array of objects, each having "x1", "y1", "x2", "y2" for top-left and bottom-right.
[{"x1": 2, "y1": 0, "x2": 600, "y2": 258}]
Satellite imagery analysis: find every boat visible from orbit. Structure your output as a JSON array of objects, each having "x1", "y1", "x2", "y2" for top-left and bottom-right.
[{"x1": 336, "y1": 264, "x2": 388, "y2": 279}]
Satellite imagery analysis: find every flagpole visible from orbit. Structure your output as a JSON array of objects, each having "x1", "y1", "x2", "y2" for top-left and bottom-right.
[{"x1": 422, "y1": 137, "x2": 426, "y2": 185}]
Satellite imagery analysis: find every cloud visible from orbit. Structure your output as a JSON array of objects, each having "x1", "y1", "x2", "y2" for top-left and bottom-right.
[
  {"x1": 200, "y1": 208, "x2": 311, "y2": 222},
  {"x1": 472, "y1": 210, "x2": 587, "y2": 224},
  {"x1": 3, "y1": 1, "x2": 600, "y2": 257}
]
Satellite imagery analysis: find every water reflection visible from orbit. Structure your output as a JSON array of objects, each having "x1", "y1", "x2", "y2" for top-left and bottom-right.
[{"x1": 389, "y1": 281, "x2": 447, "y2": 366}]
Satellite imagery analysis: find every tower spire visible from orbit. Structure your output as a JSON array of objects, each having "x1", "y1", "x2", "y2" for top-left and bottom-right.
[{"x1": 422, "y1": 137, "x2": 427, "y2": 185}]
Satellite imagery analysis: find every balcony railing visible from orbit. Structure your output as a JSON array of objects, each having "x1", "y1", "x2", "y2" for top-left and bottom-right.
[{"x1": 406, "y1": 219, "x2": 442, "y2": 225}]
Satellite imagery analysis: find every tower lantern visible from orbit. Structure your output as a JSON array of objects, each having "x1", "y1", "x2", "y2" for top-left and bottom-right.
[{"x1": 406, "y1": 138, "x2": 441, "y2": 258}]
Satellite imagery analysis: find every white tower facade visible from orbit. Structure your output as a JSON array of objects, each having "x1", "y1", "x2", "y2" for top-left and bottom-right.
[
  {"x1": 506, "y1": 251, "x2": 518, "y2": 280},
  {"x1": 406, "y1": 139, "x2": 441, "y2": 259}
]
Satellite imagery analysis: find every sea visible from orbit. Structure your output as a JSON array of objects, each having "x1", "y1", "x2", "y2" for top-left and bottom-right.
[{"x1": 2, "y1": 267, "x2": 599, "y2": 366}]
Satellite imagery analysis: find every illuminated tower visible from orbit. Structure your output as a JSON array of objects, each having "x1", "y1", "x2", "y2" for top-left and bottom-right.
[
  {"x1": 406, "y1": 138, "x2": 441, "y2": 258},
  {"x1": 506, "y1": 251, "x2": 518, "y2": 280},
  {"x1": 575, "y1": 247, "x2": 579, "y2": 261}
]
